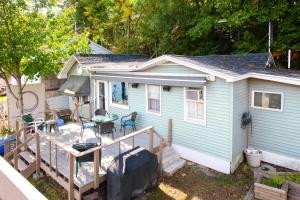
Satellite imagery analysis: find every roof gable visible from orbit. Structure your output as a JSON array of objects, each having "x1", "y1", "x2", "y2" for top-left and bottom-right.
[{"x1": 139, "y1": 61, "x2": 203, "y2": 74}]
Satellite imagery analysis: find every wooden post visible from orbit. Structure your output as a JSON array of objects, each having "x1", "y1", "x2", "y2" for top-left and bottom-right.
[
  {"x1": 16, "y1": 120, "x2": 20, "y2": 131},
  {"x1": 49, "y1": 140, "x2": 52, "y2": 171},
  {"x1": 23, "y1": 126, "x2": 28, "y2": 150},
  {"x1": 159, "y1": 138, "x2": 164, "y2": 175},
  {"x1": 16, "y1": 129, "x2": 20, "y2": 146},
  {"x1": 74, "y1": 97, "x2": 79, "y2": 122},
  {"x1": 55, "y1": 144, "x2": 58, "y2": 176},
  {"x1": 99, "y1": 149, "x2": 102, "y2": 167},
  {"x1": 168, "y1": 119, "x2": 172, "y2": 146},
  {"x1": 13, "y1": 152, "x2": 18, "y2": 170},
  {"x1": 4, "y1": 141, "x2": 8, "y2": 157},
  {"x1": 149, "y1": 127, "x2": 154, "y2": 153},
  {"x1": 68, "y1": 153, "x2": 74, "y2": 200},
  {"x1": 132, "y1": 136, "x2": 135, "y2": 148},
  {"x1": 35, "y1": 132, "x2": 41, "y2": 174},
  {"x1": 89, "y1": 101, "x2": 93, "y2": 121},
  {"x1": 93, "y1": 150, "x2": 100, "y2": 189}
]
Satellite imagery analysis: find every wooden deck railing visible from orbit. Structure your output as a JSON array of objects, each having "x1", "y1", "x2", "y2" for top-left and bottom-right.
[
  {"x1": 0, "y1": 126, "x2": 33, "y2": 169},
  {"x1": 37, "y1": 126, "x2": 165, "y2": 200}
]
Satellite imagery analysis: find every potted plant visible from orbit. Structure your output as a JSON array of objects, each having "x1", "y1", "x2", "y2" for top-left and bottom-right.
[{"x1": 255, "y1": 173, "x2": 300, "y2": 200}]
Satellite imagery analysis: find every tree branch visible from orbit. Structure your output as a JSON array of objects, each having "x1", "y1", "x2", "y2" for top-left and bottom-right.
[{"x1": 0, "y1": 67, "x2": 18, "y2": 101}]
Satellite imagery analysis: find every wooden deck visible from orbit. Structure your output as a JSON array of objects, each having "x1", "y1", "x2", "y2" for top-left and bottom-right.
[{"x1": 27, "y1": 123, "x2": 161, "y2": 193}]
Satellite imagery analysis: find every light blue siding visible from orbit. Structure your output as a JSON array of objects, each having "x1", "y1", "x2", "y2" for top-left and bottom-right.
[
  {"x1": 108, "y1": 78, "x2": 233, "y2": 161},
  {"x1": 142, "y1": 64, "x2": 205, "y2": 74},
  {"x1": 232, "y1": 80, "x2": 248, "y2": 162},
  {"x1": 249, "y1": 79, "x2": 300, "y2": 160}
]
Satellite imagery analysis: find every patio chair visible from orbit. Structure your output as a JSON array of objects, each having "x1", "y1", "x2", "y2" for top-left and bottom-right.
[
  {"x1": 95, "y1": 108, "x2": 108, "y2": 116},
  {"x1": 72, "y1": 143, "x2": 100, "y2": 176},
  {"x1": 22, "y1": 114, "x2": 45, "y2": 133},
  {"x1": 79, "y1": 116, "x2": 96, "y2": 139},
  {"x1": 120, "y1": 112, "x2": 137, "y2": 135},
  {"x1": 97, "y1": 121, "x2": 116, "y2": 140}
]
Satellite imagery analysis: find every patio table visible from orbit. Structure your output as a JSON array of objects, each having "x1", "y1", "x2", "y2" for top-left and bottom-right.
[{"x1": 92, "y1": 114, "x2": 119, "y2": 123}]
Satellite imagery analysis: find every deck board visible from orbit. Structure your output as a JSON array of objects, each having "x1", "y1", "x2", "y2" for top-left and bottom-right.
[{"x1": 27, "y1": 123, "x2": 160, "y2": 188}]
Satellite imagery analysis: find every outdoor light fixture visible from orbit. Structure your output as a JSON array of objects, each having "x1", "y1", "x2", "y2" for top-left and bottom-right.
[
  {"x1": 163, "y1": 86, "x2": 171, "y2": 92},
  {"x1": 132, "y1": 83, "x2": 139, "y2": 88}
]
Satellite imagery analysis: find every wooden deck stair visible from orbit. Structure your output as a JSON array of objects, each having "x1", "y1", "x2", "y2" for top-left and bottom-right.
[
  {"x1": 11, "y1": 150, "x2": 36, "y2": 178},
  {"x1": 161, "y1": 146, "x2": 186, "y2": 176}
]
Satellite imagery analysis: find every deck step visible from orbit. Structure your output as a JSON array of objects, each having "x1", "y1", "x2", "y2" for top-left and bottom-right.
[
  {"x1": 162, "y1": 153, "x2": 179, "y2": 168},
  {"x1": 164, "y1": 158, "x2": 186, "y2": 176},
  {"x1": 160, "y1": 146, "x2": 186, "y2": 176},
  {"x1": 19, "y1": 151, "x2": 36, "y2": 164},
  {"x1": 11, "y1": 158, "x2": 28, "y2": 172}
]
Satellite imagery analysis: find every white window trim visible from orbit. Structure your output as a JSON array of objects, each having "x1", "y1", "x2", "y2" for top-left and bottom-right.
[
  {"x1": 251, "y1": 90, "x2": 284, "y2": 112},
  {"x1": 183, "y1": 86, "x2": 206, "y2": 126},
  {"x1": 109, "y1": 81, "x2": 129, "y2": 110},
  {"x1": 145, "y1": 84, "x2": 162, "y2": 116}
]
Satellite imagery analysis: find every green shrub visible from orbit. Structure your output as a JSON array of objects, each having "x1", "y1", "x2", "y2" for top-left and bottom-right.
[
  {"x1": 262, "y1": 173, "x2": 300, "y2": 188},
  {"x1": 0, "y1": 126, "x2": 15, "y2": 137},
  {"x1": 262, "y1": 174, "x2": 283, "y2": 188}
]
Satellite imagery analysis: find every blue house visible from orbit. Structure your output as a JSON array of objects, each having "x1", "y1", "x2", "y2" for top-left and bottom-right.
[{"x1": 58, "y1": 53, "x2": 300, "y2": 174}]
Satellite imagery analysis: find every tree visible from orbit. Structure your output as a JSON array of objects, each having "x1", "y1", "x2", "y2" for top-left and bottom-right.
[
  {"x1": 69, "y1": 0, "x2": 299, "y2": 58},
  {"x1": 0, "y1": 0, "x2": 90, "y2": 116}
]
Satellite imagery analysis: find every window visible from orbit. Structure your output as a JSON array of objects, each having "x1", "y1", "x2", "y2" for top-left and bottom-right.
[
  {"x1": 184, "y1": 87, "x2": 206, "y2": 125},
  {"x1": 110, "y1": 81, "x2": 129, "y2": 109},
  {"x1": 252, "y1": 90, "x2": 283, "y2": 111},
  {"x1": 146, "y1": 85, "x2": 161, "y2": 115}
]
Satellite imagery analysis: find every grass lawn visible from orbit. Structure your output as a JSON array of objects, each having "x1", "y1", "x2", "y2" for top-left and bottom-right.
[
  {"x1": 28, "y1": 176, "x2": 68, "y2": 200},
  {"x1": 143, "y1": 162, "x2": 253, "y2": 200},
  {"x1": 29, "y1": 162, "x2": 252, "y2": 200}
]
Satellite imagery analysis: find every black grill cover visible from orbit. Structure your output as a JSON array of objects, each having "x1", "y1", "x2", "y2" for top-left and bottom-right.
[{"x1": 107, "y1": 146, "x2": 158, "y2": 200}]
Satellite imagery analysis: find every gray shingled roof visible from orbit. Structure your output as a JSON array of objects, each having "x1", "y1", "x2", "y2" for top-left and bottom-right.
[
  {"x1": 75, "y1": 54, "x2": 149, "y2": 66},
  {"x1": 172, "y1": 53, "x2": 300, "y2": 80}
]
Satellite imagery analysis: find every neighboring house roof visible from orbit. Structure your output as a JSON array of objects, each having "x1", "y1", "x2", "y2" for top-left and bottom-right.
[
  {"x1": 137, "y1": 53, "x2": 300, "y2": 86},
  {"x1": 89, "y1": 41, "x2": 113, "y2": 54},
  {"x1": 58, "y1": 54, "x2": 149, "y2": 79},
  {"x1": 76, "y1": 54, "x2": 149, "y2": 66}
]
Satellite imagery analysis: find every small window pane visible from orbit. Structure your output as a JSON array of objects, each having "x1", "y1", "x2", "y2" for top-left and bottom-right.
[
  {"x1": 187, "y1": 90, "x2": 198, "y2": 100},
  {"x1": 253, "y1": 91, "x2": 282, "y2": 110},
  {"x1": 147, "y1": 85, "x2": 160, "y2": 113},
  {"x1": 186, "y1": 88, "x2": 205, "y2": 121},
  {"x1": 111, "y1": 82, "x2": 128, "y2": 106},
  {"x1": 269, "y1": 93, "x2": 281, "y2": 109},
  {"x1": 254, "y1": 92, "x2": 262, "y2": 107},
  {"x1": 148, "y1": 85, "x2": 160, "y2": 99},
  {"x1": 187, "y1": 101, "x2": 196, "y2": 117}
]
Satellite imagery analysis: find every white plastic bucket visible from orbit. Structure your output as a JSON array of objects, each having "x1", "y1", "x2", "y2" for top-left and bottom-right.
[{"x1": 244, "y1": 148, "x2": 262, "y2": 167}]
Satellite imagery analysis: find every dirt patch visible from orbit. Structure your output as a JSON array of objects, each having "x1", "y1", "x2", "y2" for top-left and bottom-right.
[
  {"x1": 28, "y1": 175, "x2": 68, "y2": 200},
  {"x1": 143, "y1": 162, "x2": 253, "y2": 200}
]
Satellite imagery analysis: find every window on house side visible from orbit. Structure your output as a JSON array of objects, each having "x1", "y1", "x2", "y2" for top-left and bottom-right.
[
  {"x1": 185, "y1": 87, "x2": 205, "y2": 124},
  {"x1": 147, "y1": 85, "x2": 161, "y2": 114},
  {"x1": 111, "y1": 81, "x2": 129, "y2": 107},
  {"x1": 252, "y1": 91, "x2": 282, "y2": 111}
]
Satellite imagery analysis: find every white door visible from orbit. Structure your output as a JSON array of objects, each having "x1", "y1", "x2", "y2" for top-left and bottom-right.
[{"x1": 96, "y1": 81, "x2": 108, "y2": 111}]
